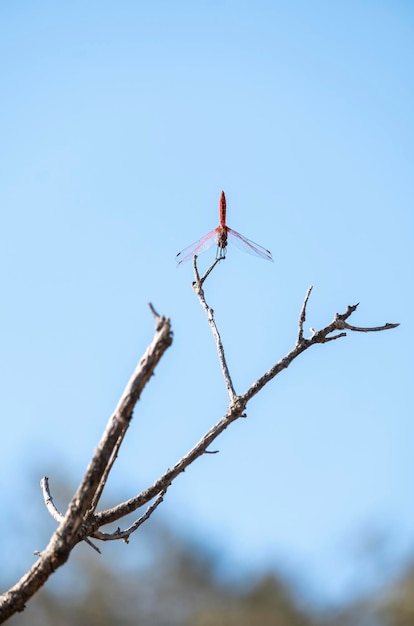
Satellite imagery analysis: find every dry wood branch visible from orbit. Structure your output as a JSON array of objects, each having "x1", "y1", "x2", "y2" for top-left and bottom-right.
[
  {"x1": 93, "y1": 489, "x2": 167, "y2": 543},
  {"x1": 88, "y1": 433, "x2": 123, "y2": 515},
  {"x1": 40, "y1": 477, "x2": 63, "y2": 524},
  {"x1": 337, "y1": 320, "x2": 399, "y2": 333},
  {"x1": 41, "y1": 477, "x2": 101, "y2": 554},
  {"x1": 191, "y1": 256, "x2": 236, "y2": 401},
  {"x1": 0, "y1": 273, "x2": 399, "y2": 624},
  {"x1": 94, "y1": 287, "x2": 399, "y2": 530},
  {"x1": 63, "y1": 304, "x2": 172, "y2": 537},
  {"x1": 93, "y1": 399, "x2": 246, "y2": 527},
  {"x1": 242, "y1": 291, "x2": 399, "y2": 405},
  {"x1": 297, "y1": 285, "x2": 313, "y2": 345},
  {"x1": 192, "y1": 254, "x2": 223, "y2": 286},
  {"x1": 0, "y1": 307, "x2": 172, "y2": 623}
]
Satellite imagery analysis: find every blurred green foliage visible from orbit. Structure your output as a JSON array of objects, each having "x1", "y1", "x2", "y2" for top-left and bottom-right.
[{"x1": 3, "y1": 519, "x2": 414, "y2": 626}]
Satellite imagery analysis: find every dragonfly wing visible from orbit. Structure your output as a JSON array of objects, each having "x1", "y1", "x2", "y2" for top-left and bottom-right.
[
  {"x1": 176, "y1": 228, "x2": 218, "y2": 266},
  {"x1": 227, "y1": 228, "x2": 273, "y2": 262}
]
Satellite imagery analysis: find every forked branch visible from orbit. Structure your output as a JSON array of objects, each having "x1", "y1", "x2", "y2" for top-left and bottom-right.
[
  {"x1": 0, "y1": 305, "x2": 173, "y2": 623},
  {"x1": 91, "y1": 263, "x2": 398, "y2": 530},
  {"x1": 0, "y1": 259, "x2": 399, "y2": 624}
]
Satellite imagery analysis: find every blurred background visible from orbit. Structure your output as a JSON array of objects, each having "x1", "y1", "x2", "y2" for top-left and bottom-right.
[{"x1": 0, "y1": 1, "x2": 413, "y2": 624}]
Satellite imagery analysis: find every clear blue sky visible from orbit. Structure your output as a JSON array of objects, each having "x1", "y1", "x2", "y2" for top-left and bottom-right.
[{"x1": 0, "y1": 0, "x2": 413, "y2": 607}]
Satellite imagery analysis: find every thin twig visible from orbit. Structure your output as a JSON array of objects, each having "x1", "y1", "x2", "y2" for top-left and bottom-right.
[
  {"x1": 193, "y1": 255, "x2": 223, "y2": 286},
  {"x1": 65, "y1": 306, "x2": 172, "y2": 533},
  {"x1": 80, "y1": 534, "x2": 101, "y2": 554},
  {"x1": 0, "y1": 289, "x2": 399, "y2": 623},
  {"x1": 40, "y1": 477, "x2": 101, "y2": 553},
  {"x1": 93, "y1": 398, "x2": 246, "y2": 528},
  {"x1": 94, "y1": 293, "x2": 399, "y2": 530},
  {"x1": 93, "y1": 490, "x2": 167, "y2": 543},
  {"x1": 192, "y1": 257, "x2": 236, "y2": 401},
  {"x1": 40, "y1": 477, "x2": 63, "y2": 523},
  {"x1": 88, "y1": 434, "x2": 124, "y2": 515},
  {"x1": 242, "y1": 301, "x2": 398, "y2": 405},
  {"x1": 297, "y1": 285, "x2": 313, "y2": 344},
  {"x1": 0, "y1": 309, "x2": 172, "y2": 622},
  {"x1": 340, "y1": 321, "x2": 399, "y2": 332},
  {"x1": 320, "y1": 332, "x2": 347, "y2": 343}
]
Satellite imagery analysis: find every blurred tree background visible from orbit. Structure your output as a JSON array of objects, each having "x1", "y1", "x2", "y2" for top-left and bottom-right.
[{"x1": 2, "y1": 477, "x2": 414, "y2": 626}]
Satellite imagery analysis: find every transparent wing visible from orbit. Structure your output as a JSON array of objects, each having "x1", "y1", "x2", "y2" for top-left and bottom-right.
[
  {"x1": 227, "y1": 228, "x2": 273, "y2": 262},
  {"x1": 176, "y1": 228, "x2": 219, "y2": 266}
]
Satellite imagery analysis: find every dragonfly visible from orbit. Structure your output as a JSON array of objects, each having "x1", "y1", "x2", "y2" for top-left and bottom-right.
[{"x1": 176, "y1": 191, "x2": 273, "y2": 266}]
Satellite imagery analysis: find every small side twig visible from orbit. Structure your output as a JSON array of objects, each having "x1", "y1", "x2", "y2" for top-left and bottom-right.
[
  {"x1": 0, "y1": 307, "x2": 172, "y2": 623},
  {"x1": 0, "y1": 282, "x2": 399, "y2": 623},
  {"x1": 93, "y1": 489, "x2": 167, "y2": 543},
  {"x1": 336, "y1": 320, "x2": 399, "y2": 333},
  {"x1": 192, "y1": 255, "x2": 223, "y2": 286},
  {"x1": 40, "y1": 477, "x2": 63, "y2": 523},
  {"x1": 40, "y1": 477, "x2": 101, "y2": 554},
  {"x1": 297, "y1": 285, "x2": 313, "y2": 345},
  {"x1": 319, "y1": 332, "x2": 347, "y2": 343},
  {"x1": 93, "y1": 288, "x2": 399, "y2": 531},
  {"x1": 242, "y1": 294, "x2": 399, "y2": 405}
]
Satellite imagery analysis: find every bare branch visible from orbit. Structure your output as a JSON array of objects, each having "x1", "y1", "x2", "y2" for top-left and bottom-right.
[
  {"x1": 79, "y1": 534, "x2": 101, "y2": 554},
  {"x1": 241, "y1": 301, "x2": 399, "y2": 405},
  {"x1": 40, "y1": 477, "x2": 101, "y2": 554},
  {"x1": 93, "y1": 490, "x2": 167, "y2": 543},
  {"x1": 192, "y1": 254, "x2": 223, "y2": 285},
  {"x1": 88, "y1": 433, "x2": 124, "y2": 515},
  {"x1": 0, "y1": 280, "x2": 399, "y2": 623},
  {"x1": 63, "y1": 306, "x2": 172, "y2": 537},
  {"x1": 339, "y1": 321, "x2": 399, "y2": 333},
  {"x1": 0, "y1": 308, "x2": 172, "y2": 623},
  {"x1": 93, "y1": 398, "x2": 246, "y2": 528},
  {"x1": 88, "y1": 306, "x2": 167, "y2": 515},
  {"x1": 297, "y1": 285, "x2": 313, "y2": 345},
  {"x1": 192, "y1": 257, "x2": 236, "y2": 401},
  {"x1": 94, "y1": 295, "x2": 399, "y2": 530},
  {"x1": 320, "y1": 332, "x2": 347, "y2": 343},
  {"x1": 40, "y1": 477, "x2": 63, "y2": 523}
]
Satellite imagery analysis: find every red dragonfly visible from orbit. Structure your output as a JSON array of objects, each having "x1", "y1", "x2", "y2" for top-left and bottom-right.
[{"x1": 176, "y1": 191, "x2": 273, "y2": 266}]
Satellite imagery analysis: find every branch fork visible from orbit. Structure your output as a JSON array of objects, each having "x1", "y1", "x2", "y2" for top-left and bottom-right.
[{"x1": 0, "y1": 254, "x2": 399, "y2": 623}]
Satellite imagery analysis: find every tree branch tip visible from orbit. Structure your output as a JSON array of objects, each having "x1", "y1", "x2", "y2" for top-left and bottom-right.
[
  {"x1": 84, "y1": 538, "x2": 101, "y2": 554},
  {"x1": 205, "y1": 449, "x2": 219, "y2": 454},
  {"x1": 148, "y1": 302, "x2": 160, "y2": 318}
]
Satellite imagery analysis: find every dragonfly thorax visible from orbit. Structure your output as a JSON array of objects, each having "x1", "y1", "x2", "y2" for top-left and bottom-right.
[{"x1": 216, "y1": 225, "x2": 228, "y2": 249}]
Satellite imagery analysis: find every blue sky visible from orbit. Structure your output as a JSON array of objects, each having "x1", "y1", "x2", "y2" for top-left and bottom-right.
[{"x1": 0, "y1": 0, "x2": 413, "y2": 607}]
